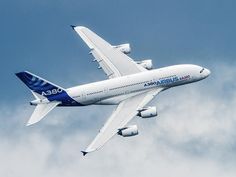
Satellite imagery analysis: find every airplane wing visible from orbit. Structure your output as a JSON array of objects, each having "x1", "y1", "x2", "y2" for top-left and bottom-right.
[
  {"x1": 72, "y1": 26, "x2": 146, "y2": 78},
  {"x1": 82, "y1": 88, "x2": 164, "y2": 155}
]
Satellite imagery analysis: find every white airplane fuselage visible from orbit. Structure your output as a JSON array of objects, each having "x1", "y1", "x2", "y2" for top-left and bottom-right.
[
  {"x1": 54, "y1": 64, "x2": 210, "y2": 106},
  {"x1": 15, "y1": 25, "x2": 212, "y2": 153}
]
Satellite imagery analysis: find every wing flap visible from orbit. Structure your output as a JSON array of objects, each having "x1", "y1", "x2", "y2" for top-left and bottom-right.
[{"x1": 90, "y1": 48, "x2": 119, "y2": 78}]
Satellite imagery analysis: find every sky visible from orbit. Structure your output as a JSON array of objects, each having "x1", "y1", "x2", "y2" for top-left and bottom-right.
[{"x1": 1, "y1": 0, "x2": 236, "y2": 176}]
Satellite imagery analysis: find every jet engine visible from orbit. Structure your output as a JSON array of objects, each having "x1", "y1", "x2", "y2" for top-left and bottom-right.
[
  {"x1": 117, "y1": 125, "x2": 138, "y2": 137},
  {"x1": 136, "y1": 59, "x2": 153, "y2": 70},
  {"x1": 113, "y1": 43, "x2": 131, "y2": 54},
  {"x1": 137, "y1": 106, "x2": 157, "y2": 118}
]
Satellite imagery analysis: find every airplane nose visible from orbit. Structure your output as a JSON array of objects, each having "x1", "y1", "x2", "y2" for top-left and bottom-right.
[
  {"x1": 204, "y1": 68, "x2": 211, "y2": 77},
  {"x1": 205, "y1": 68, "x2": 211, "y2": 76}
]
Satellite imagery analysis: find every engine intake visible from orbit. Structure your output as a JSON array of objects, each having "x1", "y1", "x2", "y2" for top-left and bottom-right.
[
  {"x1": 117, "y1": 125, "x2": 138, "y2": 137},
  {"x1": 113, "y1": 43, "x2": 131, "y2": 54},
  {"x1": 137, "y1": 106, "x2": 157, "y2": 118},
  {"x1": 136, "y1": 59, "x2": 153, "y2": 70}
]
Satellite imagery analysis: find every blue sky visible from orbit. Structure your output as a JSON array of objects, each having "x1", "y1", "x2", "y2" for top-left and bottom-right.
[
  {"x1": 1, "y1": 0, "x2": 236, "y2": 177},
  {"x1": 1, "y1": 0, "x2": 235, "y2": 101}
]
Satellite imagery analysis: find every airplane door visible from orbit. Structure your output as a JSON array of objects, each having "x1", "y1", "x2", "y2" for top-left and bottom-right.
[
  {"x1": 103, "y1": 88, "x2": 109, "y2": 96},
  {"x1": 81, "y1": 91, "x2": 86, "y2": 101}
]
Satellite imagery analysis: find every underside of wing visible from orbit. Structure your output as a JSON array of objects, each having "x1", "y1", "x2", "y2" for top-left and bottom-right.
[
  {"x1": 72, "y1": 26, "x2": 146, "y2": 78},
  {"x1": 82, "y1": 88, "x2": 164, "y2": 155}
]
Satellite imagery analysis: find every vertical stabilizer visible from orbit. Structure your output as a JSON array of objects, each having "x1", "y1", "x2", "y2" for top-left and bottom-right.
[{"x1": 15, "y1": 71, "x2": 65, "y2": 100}]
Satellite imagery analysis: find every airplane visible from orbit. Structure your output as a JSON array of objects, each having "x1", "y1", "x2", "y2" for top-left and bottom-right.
[{"x1": 16, "y1": 26, "x2": 211, "y2": 156}]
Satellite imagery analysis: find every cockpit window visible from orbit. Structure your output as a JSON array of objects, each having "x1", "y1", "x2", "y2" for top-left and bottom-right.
[{"x1": 200, "y1": 68, "x2": 204, "y2": 73}]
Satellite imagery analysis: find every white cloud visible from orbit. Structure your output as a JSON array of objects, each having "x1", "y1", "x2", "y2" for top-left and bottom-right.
[{"x1": 1, "y1": 64, "x2": 236, "y2": 177}]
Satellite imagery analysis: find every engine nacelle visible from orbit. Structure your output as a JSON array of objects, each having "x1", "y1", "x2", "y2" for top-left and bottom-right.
[
  {"x1": 118, "y1": 125, "x2": 138, "y2": 137},
  {"x1": 136, "y1": 59, "x2": 153, "y2": 70},
  {"x1": 113, "y1": 43, "x2": 131, "y2": 54},
  {"x1": 137, "y1": 106, "x2": 157, "y2": 118}
]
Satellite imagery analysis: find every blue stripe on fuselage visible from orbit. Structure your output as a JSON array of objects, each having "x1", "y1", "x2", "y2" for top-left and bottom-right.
[
  {"x1": 16, "y1": 71, "x2": 83, "y2": 106},
  {"x1": 47, "y1": 91, "x2": 84, "y2": 106}
]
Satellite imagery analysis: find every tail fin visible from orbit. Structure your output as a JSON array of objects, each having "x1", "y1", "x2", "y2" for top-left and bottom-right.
[{"x1": 15, "y1": 71, "x2": 65, "y2": 101}]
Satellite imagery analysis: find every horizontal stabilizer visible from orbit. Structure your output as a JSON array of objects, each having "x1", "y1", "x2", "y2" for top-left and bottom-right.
[
  {"x1": 27, "y1": 101, "x2": 60, "y2": 126},
  {"x1": 31, "y1": 91, "x2": 46, "y2": 100}
]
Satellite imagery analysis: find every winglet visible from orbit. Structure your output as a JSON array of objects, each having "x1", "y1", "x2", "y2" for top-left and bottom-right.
[
  {"x1": 70, "y1": 25, "x2": 76, "y2": 30},
  {"x1": 81, "y1": 151, "x2": 88, "y2": 156}
]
